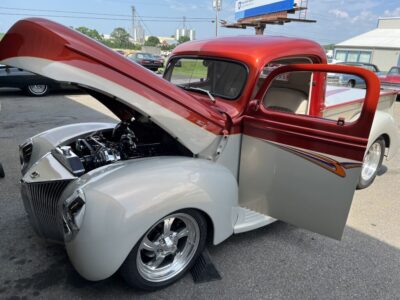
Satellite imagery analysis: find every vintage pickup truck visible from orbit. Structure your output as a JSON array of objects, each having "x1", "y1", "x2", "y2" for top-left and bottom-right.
[{"x1": 0, "y1": 18, "x2": 398, "y2": 290}]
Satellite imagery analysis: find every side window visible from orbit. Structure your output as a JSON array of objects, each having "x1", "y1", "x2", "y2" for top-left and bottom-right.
[{"x1": 262, "y1": 70, "x2": 367, "y2": 123}]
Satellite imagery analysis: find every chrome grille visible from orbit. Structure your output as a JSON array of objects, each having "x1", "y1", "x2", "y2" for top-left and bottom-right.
[{"x1": 21, "y1": 180, "x2": 72, "y2": 242}]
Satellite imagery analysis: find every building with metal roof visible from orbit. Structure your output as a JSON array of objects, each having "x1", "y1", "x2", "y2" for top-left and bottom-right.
[{"x1": 334, "y1": 17, "x2": 400, "y2": 71}]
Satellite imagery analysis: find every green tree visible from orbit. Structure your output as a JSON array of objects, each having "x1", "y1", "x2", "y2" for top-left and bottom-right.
[
  {"x1": 145, "y1": 36, "x2": 160, "y2": 47},
  {"x1": 161, "y1": 44, "x2": 176, "y2": 51},
  {"x1": 75, "y1": 26, "x2": 104, "y2": 42},
  {"x1": 110, "y1": 27, "x2": 131, "y2": 47},
  {"x1": 178, "y1": 36, "x2": 190, "y2": 44}
]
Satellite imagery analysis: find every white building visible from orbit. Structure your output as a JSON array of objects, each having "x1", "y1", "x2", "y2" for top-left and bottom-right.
[
  {"x1": 175, "y1": 28, "x2": 196, "y2": 41},
  {"x1": 334, "y1": 17, "x2": 400, "y2": 71}
]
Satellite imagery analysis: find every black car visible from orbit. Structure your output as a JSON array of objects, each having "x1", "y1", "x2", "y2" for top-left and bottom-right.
[
  {"x1": 127, "y1": 52, "x2": 163, "y2": 72},
  {"x1": 0, "y1": 65, "x2": 73, "y2": 96}
]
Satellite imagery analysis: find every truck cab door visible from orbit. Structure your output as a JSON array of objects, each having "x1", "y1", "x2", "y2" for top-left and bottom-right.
[{"x1": 239, "y1": 64, "x2": 380, "y2": 240}]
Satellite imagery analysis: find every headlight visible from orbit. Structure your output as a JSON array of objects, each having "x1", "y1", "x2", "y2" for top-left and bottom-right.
[
  {"x1": 19, "y1": 139, "x2": 33, "y2": 167},
  {"x1": 61, "y1": 189, "x2": 86, "y2": 242}
]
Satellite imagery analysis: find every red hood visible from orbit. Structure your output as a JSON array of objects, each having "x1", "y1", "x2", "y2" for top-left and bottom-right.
[{"x1": 0, "y1": 18, "x2": 226, "y2": 154}]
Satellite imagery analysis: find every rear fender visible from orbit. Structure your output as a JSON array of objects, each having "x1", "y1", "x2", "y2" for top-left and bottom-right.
[{"x1": 369, "y1": 110, "x2": 400, "y2": 160}]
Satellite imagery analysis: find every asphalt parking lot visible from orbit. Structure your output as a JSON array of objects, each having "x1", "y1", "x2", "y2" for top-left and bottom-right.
[{"x1": 0, "y1": 90, "x2": 400, "y2": 299}]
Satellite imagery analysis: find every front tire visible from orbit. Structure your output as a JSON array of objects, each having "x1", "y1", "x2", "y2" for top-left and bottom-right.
[
  {"x1": 25, "y1": 84, "x2": 49, "y2": 97},
  {"x1": 120, "y1": 209, "x2": 207, "y2": 290},
  {"x1": 357, "y1": 137, "x2": 385, "y2": 189}
]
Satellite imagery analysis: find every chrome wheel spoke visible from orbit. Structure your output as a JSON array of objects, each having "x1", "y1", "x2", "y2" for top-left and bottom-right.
[
  {"x1": 149, "y1": 255, "x2": 165, "y2": 269},
  {"x1": 176, "y1": 227, "x2": 189, "y2": 240},
  {"x1": 140, "y1": 236, "x2": 157, "y2": 252},
  {"x1": 163, "y1": 217, "x2": 175, "y2": 234}
]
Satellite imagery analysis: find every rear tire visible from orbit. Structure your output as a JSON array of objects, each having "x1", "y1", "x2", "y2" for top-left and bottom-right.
[
  {"x1": 346, "y1": 80, "x2": 355, "y2": 88},
  {"x1": 25, "y1": 84, "x2": 49, "y2": 97},
  {"x1": 0, "y1": 163, "x2": 4, "y2": 178},
  {"x1": 357, "y1": 137, "x2": 385, "y2": 189},
  {"x1": 120, "y1": 209, "x2": 207, "y2": 291}
]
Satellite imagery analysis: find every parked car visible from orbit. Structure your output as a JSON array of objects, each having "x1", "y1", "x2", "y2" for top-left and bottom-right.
[
  {"x1": 380, "y1": 66, "x2": 400, "y2": 93},
  {"x1": 152, "y1": 54, "x2": 165, "y2": 67},
  {"x1": 127, "y1": 52, "x2": 163, "y2": 71},
  {"x1": 327, "y1": 62, "x2": 381, "y2": 88},
  {"x1": 0, "y1": 64, "x2": 75, "y2": 96},
  {"x1": 1, "y1": 18, "x2": 399, "y2": 291}
]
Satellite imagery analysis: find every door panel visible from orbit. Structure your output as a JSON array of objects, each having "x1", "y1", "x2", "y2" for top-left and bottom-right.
[
  {"x1": 239, "y1": 134, "x2": 361, "y2": 240},
  {"x1": 239, "y1": 64, "x2": 380, "y2": 240}
]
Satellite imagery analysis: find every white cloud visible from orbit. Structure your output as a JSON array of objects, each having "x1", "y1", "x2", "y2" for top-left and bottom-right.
[
  {"x1": 329, "y1": 9, "x2": 350, "y2": 19},
  {"x1": 350, "y1": 10, "x2": 377, "y2": 23},
  {"x1": 383, "y1": 6, "x2": 400, "y2": 17}
]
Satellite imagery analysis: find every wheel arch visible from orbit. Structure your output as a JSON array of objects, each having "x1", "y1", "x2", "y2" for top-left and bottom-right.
[
  {"x1": 368, "y1": 110, "x2": 400, "y2": 160},
  {"x1": 64, "y1": 157, "x2": 238, "y2": 281},
  {"x1": 193, "y1": 208, "x2": 214, "y2": 245},
  {"x1": 381, "y1": 133, "x2": 390, "y2": 148}
]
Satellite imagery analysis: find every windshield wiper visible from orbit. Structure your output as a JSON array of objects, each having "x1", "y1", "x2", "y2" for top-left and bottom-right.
[{"x1": 179, "y1": 85, "x2": 215, "y2": 103}]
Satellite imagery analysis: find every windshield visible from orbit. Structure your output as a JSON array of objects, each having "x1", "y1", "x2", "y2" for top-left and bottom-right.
[
  {"x1": 361, "y1": 65, "x2": 377, "y2": 72},
  {"x1": 388, "y1": 67, "x2": 400, "y2": 75},
  {"x1": 165, "y1": 58, "x2": 247, "y2": 100},
  {"x1": 137, "y1": 53, "x2": 153, "y2": 59}
]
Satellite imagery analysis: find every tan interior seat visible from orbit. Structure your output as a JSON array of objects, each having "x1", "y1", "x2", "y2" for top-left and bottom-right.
[{"x1": 263, "y1": 87, "x2": 308, "y2": 114}]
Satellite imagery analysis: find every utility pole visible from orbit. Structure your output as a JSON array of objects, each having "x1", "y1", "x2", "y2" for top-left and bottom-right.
[
  {"x1": 131, "y1": 6, "x2": 136, "y2": 40},
  {"x1": 213, "y1": 0, "x2": 222, "y2": 36}
]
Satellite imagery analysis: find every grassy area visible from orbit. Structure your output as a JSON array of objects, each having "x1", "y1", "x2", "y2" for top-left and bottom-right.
[{"x1": 172, "y1": 59, "x2": 207, "y2": 78}]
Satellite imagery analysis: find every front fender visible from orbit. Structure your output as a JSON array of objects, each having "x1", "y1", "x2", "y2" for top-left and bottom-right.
[
  {"x1": 368, "y1": 111, "x2": 400, "y2": 160},
  {"x1": 63, "y1": 156, "x2": 238, "y2": 281}
]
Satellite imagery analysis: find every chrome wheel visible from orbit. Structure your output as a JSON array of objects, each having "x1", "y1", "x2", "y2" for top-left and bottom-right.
[
  {"x1": 27, "y1": 84, "x2": 48, "y2": 96},
  {"x1": 136, "y1": 213, "x2": 200, "y2": 283},
  {"x1": 361, "y1": 141, "x2": 382, "y2": 182}
]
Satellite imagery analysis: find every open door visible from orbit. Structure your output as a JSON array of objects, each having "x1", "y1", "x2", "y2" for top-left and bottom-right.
[{"x1": 239, "y1": 64, "x2": 380, "y2": 240}]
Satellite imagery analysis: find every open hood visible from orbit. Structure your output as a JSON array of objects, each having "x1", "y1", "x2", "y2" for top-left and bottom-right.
[{"x1": 0, "y1": 18, "x2": 226, "y2": 154}]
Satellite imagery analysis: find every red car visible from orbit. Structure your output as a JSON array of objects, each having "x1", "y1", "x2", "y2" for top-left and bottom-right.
[{"x1": 380, "y1": 66, "x2": 400, "y2": 94}]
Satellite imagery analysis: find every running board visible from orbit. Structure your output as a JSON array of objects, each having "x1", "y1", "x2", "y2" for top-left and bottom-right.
[{"x1": 234, "y1": 207, "x2": 276, "y2": 234}]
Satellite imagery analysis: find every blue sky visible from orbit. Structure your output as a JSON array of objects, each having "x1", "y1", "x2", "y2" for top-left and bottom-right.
[{"x1": 0, "y1": 0, "x2": 399, "y2": 44}]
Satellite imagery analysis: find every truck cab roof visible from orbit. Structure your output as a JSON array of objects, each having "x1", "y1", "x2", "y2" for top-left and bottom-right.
[{"x1": 171, "y1": 35, "x2": 327, "y2": 70}]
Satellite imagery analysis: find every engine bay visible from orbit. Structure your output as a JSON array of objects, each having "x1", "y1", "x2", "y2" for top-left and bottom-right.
[{"x1": 52, "y1": 117, "x2": 192, "y2": 176}]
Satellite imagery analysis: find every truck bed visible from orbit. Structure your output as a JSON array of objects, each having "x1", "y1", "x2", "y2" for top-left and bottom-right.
[{"x1": 322, "y1": 86, "x2": 397, "y2": 121}]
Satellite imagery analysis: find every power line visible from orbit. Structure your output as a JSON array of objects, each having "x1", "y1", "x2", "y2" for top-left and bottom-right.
[
  {"x1": 0, "y1": 12, "x2": 214, "y2": 22},
  {"x1": 0, "y1": 6, "x2": 214, "y2": 20},
  {"x1": 137, "y1": 13, "x2": 153, "y2": 36}
]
